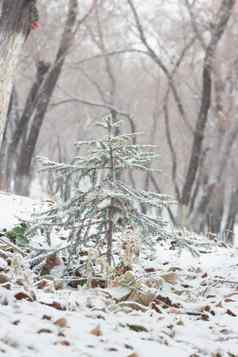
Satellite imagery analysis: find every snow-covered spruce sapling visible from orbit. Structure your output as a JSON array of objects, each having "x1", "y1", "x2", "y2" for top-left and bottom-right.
[{"x1": 30, "y1": 114, "x2": 172, "y2": 271}]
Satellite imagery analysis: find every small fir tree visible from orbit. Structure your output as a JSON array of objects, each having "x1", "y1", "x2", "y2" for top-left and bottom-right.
[{"x1": 31, "y1": 115, "x2": 172, "y2": 268}]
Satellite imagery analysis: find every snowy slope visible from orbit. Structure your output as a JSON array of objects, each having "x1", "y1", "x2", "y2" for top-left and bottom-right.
[
  {"x1": 0, "y1": 246, "x2": 238, "y2": 357},
  {"x1": 0, "y1": 193, "x2": 238, "y2": 357}
]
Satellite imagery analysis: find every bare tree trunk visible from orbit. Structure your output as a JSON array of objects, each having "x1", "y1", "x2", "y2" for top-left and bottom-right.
[
  {"x1": 181, "y1": 0, "x2": 236, "y2": 207},
  {"x1": 13, "y1": 0, "x2": 97, "y2": 196},
  {"x1": 14, "y1": 0, "x2": 79, "y2": 196},
  {"x1": 0, "y1": 87, "x2": 20, "y2": 191},
  {"x1": 0, "y1": 0, "x2": 97, "y2": 196},
  {"x1": 0, "y1": 0, "x2": 32, "y2": 189}
]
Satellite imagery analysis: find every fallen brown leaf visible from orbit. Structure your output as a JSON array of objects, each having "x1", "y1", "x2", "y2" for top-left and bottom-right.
[
  {"x1": 128, "y1": 290, "x2": 155, "y2": 306},
  {"x1": 12, "y1": 320, "x2": 20, "y2": 325},
  {"x1": 226, "y1": 309, "x2": 237, "y2": 317},
  {"x1": 107, "y1": 347, "x2": 118, "y2": 352},
  {"x1": 127, "y1": 324, "x2": 148, "y2": 333},
  {"x1": 90, "y1": 325, "x2": 103, "y2": 336},
  {"x1": 161, "y1": 272, "x2": 177, "y2": 285},
  {"x1": 154, "y1": 295, "x2": 181, "y2": 309},
  {"x1": 42, "y1": 315, "x2": 52, "y2": 321},
  {"x1": 151, "y1": 301, "x2": 162, "y2": 314},
  {"x1": 40, "y1": 301, "x2": 66, "y2": 311},
  {"x1": 0, "y1": 273, "x2": 9, "y2": 284},
  {"x1": 144, "y1": 267, "x2": 156, "y2": 273},
  {"x1": 37, "y1": 279, "x2": 51, "y2": 289},
  {"x1": 55, "y1": 340, "x2": 70, "y2": 346},
  {"x1": 37, "y1": 328, "x2": 53, "y2": 334},
  {"x1": 224, "y1": 298, "x2": 236, "y2": 302},
  {"x1": 58, "y1": 331, "x2": 66, "y2": 337},
  {"x1": 41, "y1": 255, "x2": 64, "y2": 275},
  {"x1": 54, "y1": 317, "x2": 67, "y2": 328},
  {"x1": 200, "y1": 313, "x2": 209, "y2": 321},
  {"x1": 15, "y1": 291, "x2": 34, "y2": 302}
]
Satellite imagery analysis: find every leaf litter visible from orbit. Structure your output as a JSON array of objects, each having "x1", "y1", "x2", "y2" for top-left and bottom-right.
[{"x1": 0, "y1": 193, "x2": 238, "y2": 356}]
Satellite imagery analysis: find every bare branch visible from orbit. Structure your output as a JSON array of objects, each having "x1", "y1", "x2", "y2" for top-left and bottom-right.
[{"x1": 127, "y1": 0, "x2": 193, "y2": 133}]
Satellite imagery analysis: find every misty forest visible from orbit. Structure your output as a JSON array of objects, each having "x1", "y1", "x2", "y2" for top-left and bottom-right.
[{"x1": 0, "y1": 1, "x2": 238, "y2": 356}]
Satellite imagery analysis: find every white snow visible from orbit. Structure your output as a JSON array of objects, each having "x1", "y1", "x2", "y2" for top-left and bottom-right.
[
  {"x1": 0, "y1": 192, "x2": 40, "y2": 230},
  {"x1": 0, "y1": 193, "x2": 238, "y2": 357}
]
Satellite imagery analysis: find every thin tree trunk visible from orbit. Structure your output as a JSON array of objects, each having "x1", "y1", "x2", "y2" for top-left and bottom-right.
[
  {"x1": 107, "y1": 118, "x2": 114, "y2": 266},
  {"x1": 0, "y1": 87, "x2": 20, "y2": 191}
]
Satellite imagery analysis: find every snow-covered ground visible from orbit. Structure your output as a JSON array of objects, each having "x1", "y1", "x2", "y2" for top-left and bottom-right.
[
  {"x1": 0, "y1": 192, "x2": 41, "y2": 230},
  {"x1": 0, "y1": 193, "x2": 238, "y2": 357}
]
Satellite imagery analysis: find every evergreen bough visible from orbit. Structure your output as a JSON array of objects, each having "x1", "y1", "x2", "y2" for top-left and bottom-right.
[{"x1": 31, "y1": 115, "x2": 173, "y2": 267}]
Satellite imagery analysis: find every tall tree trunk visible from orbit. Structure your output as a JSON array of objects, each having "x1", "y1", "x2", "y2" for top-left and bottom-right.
[
  {"x1": 0, "y1": 0, "x2": 32, "y2": 189},
  {"x1": 181, "y1": 0, "x2": 236, "y2": 208},
  {"x1": 14, "y1": 0, "x2": 79, "y2": 196},
  {"x1": 0, "y1": 0, "x2": 96, "y2": 196}
]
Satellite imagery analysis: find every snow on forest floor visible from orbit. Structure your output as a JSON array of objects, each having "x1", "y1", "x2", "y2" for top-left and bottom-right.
[
  {"x1": 0, "y1": 192, "x2": 238, "y2": 357},
  {"x1": 0, "y1": 192, "x2": 42, "y2": 230}
]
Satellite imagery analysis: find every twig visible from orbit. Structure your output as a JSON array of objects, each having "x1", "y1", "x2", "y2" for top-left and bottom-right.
[
  {"x1": 0, "y1": 248, "x2": 13, "y2": 259},
  {"x1": 0, "y1": 237, "x2": 26, "y2": 256},
  {"x1": 213, "y1": 279, "x2": 238, "y2": 286},
  {"x1": 27, "y1": 243, "x2": 71, "y2": 266}
]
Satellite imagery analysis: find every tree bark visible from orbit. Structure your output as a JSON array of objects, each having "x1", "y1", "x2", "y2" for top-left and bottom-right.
[
  {"x1": 181, "y1": 0, "x2": 236, "y2": 207},
  {"x1": 9, "y1": 0, "x2": 97, "y2": 196},
  {"x1": 0, "y1": 0, "x2": 32, "y2": 189},
  {"x1": 14, "y1": 0, "x2": 79, "y2": 196},
  {"x1": 0, "y1": 87, "x2": 19, "y2": 191}
]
